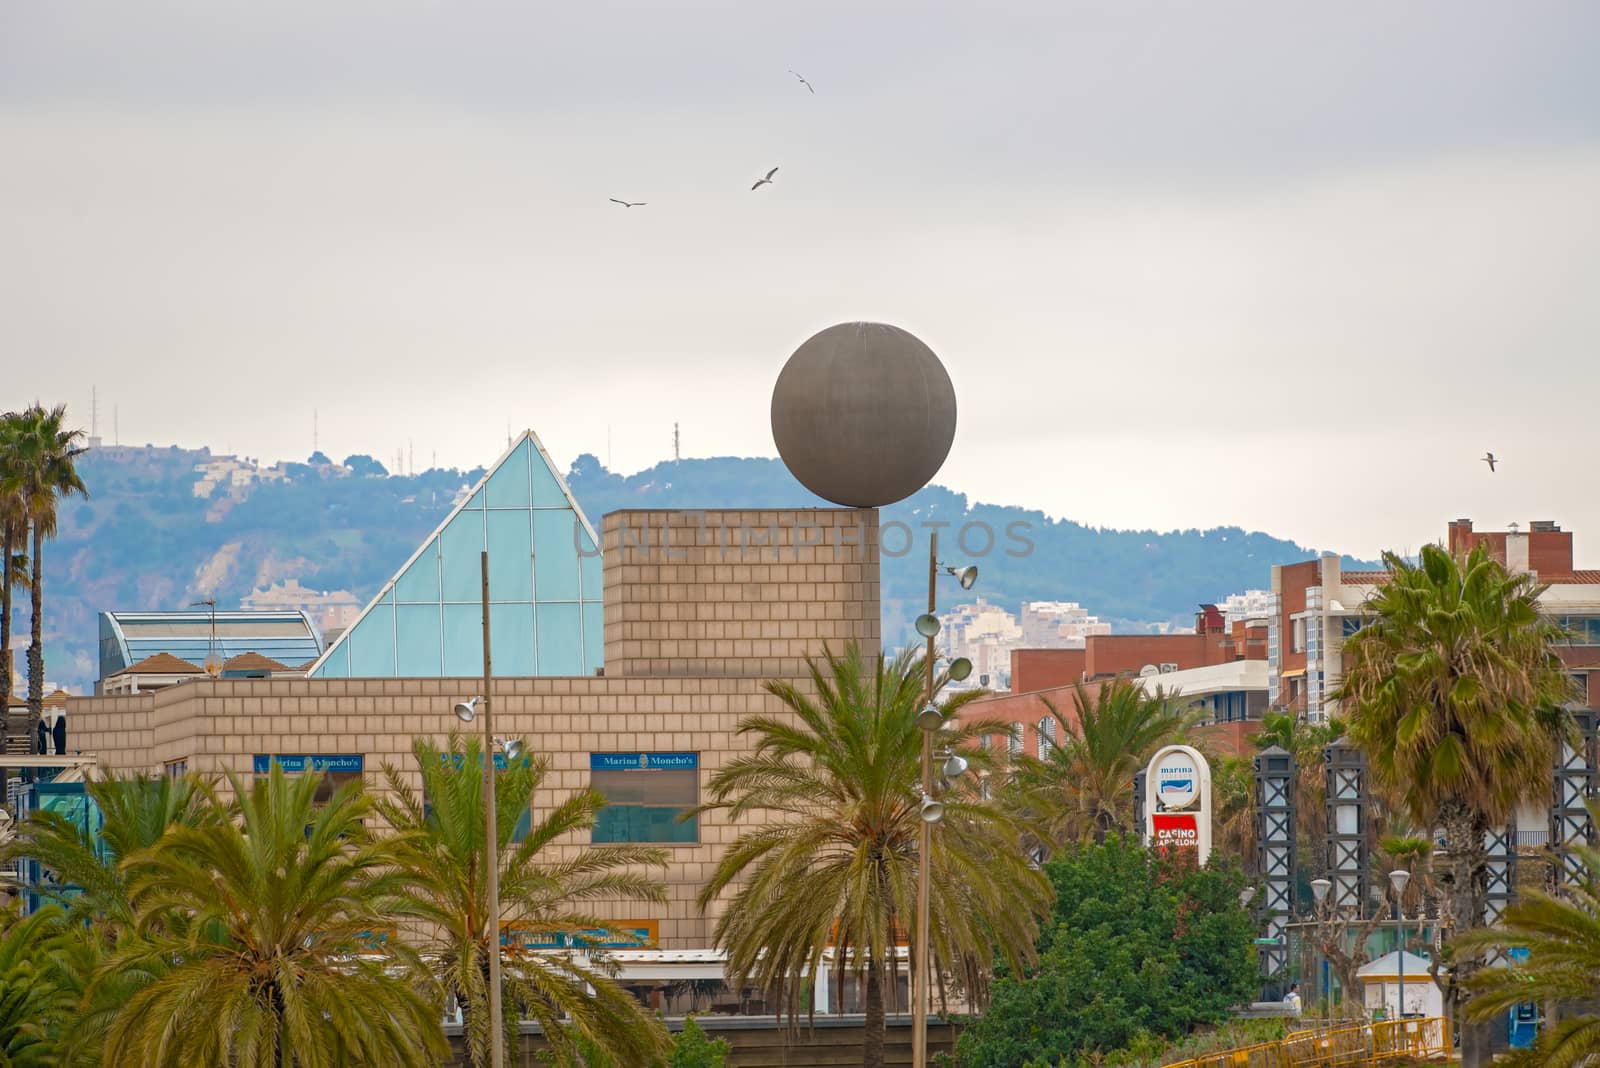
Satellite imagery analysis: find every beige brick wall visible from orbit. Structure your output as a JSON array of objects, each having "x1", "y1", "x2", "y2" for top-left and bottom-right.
[
  {"x1": 603, "y1": 508, "x2": 880, "y2": 677},
  {"x1": 65, "y1": 505, "x2": 882, "y2": 951},
  {"x1": 71, "y1": 674, "x2": 805, "y2": 948}
]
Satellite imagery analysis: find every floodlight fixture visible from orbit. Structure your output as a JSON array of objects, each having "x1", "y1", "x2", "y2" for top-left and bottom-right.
[
  {"x1": 919, "y1": 794, "x2": 944, "y2": 823},
  {"x1": 942, "y1": 752, "x2": 969, "y2": 778},
  {"x1": 947, "y1": 657, "x2": 973, "y2": 682},
  {"x1": 454, "y1": 697, "x2": 481, "y2": 723},
  {"x1": 914, "y1": 614, "x2": 941, "y2": 639},
  {"x1": 916, "y1": 703, "x2": 944, "y2": 732}
]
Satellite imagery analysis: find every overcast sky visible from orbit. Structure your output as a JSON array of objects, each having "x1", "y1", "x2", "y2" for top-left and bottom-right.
[{"x1": 4, "y1": 2, "x2": 1598, "y2": 561}]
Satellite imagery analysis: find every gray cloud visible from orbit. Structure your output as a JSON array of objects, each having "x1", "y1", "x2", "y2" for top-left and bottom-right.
[{"x1": 3, "y1": 1, "x2": 1598, "y2": 561}]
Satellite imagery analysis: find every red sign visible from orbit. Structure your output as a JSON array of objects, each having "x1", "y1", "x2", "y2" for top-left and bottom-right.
[{"x1": 1151, "y1": 813, "x2": 1200, "y2": 851}]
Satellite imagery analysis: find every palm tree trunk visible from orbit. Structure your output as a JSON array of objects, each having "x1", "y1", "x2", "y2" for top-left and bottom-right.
[
  {"x1": 27, "y1": 525, "x2": 43, "y2": 755},
  {"x1": 1442, "y1": 805, "x2": 1492, "y2": 1068},
  {"x1": 2, "y1": 531, "x2": 14, "y2": 793},
  {"x1": 862, "y1": 958, "x2": 885, "y2": 1068}
]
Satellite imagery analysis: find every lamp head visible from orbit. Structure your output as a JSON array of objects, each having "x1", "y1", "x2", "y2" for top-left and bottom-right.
[
  {"x1": 454, "y1": 697, "x2": 480, "y2": 723},
  {"x1": 203, "y1": 651, "x2": 225, "y2": 678},
  {"x1": 919, "y1": 794, "x2": 943, "y2": 824},
  {"x1": 916, "y1": 703, "x2": 944, "y2": 732},
  {"x1": 1311, "y1": 878, "x2": 1331, "y2": 903},
  {"x1": 942, "y1": 752, "x2": 969, "y2": 779},
  {"x1": 914, "y1": 613, "x2": 941, "y2": 639},
  {"x1": 1238, "y1": 886, "x2": 1256, "y2": 909},
  {"x1": 946, "y1": 656, "x2": 973, "y2": 682},
  {"x1": 501, "y1": 737, "x2": 523, "y2": 762},
  {"x1": 1388, "y1": 869, "x2": 1411, "y2": 897},
  {"x1": 954, "y1": 565, "x2": 978, "y2": 590}
]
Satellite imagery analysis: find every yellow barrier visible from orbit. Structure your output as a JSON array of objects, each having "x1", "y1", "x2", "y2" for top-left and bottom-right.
[{"x1": 1165, "y1": 1017, "x2": 1451, "y2": 1068}]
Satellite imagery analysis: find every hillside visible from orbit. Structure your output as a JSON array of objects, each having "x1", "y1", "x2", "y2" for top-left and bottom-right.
[{"x1": 20, "y1": 445, "x2": 1377, "y2": 692}]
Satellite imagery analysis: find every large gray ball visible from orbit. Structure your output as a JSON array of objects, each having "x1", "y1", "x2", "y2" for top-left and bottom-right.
[{"x1": 771, "y1": 322, "x2": 957, "y2": 508}]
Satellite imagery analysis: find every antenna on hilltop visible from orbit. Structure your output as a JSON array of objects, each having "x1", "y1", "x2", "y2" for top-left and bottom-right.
[
  {"x1": 673, "y1": 423, "x2": 680, "y2": 462},
  {"x1": 90, "y1": 386, "x2": 99, "y2": 440}
]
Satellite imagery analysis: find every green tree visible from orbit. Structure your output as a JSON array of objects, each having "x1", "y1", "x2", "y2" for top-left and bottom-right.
[
  {"x1": 1455, "y1": 809, "x2": 1600, "y2": 1068},
  {"x1": 1004, "y1": 679, "x2": 1194, "y2": 853},
  {"x1": 0, "y1": 773, "x2": 220, "y2": 1065},
  {"x1": 0, "y1": 404, "x2": 88, "y2": 744},
  {"x1": 695, "y1": 644, "x2": 1050, "y2": 1068},
  {"x1": 668, "y1": 1016, "x2": 730, "y2": 1068},
  {"x1": 1334, "y1": 543, "x2": 1574, "y2": 1067},
  {"x1": 101, "y1": 765, "x2": 447, "y2": 1067},
  {"x1": 0, "y1": 904, "x2": 73, "y2": 1067},
  {"x1": 378, "y1": 734, "x2": 670, "y2": 1068},
  {"x1": 953, "y1": 835, "x2": 1258, "y2": 1067}
]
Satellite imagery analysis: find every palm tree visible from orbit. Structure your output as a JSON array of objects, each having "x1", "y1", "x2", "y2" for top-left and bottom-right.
[
  {"x1": 694, "y1": 644, "x2": 1050, "y2": 1068},
  {"x1": 1334, "y1": 542, "x2": 1574, "y2": 1067},
  {"x1": 1004, "y1": 678, "x2": 1194, "y2": 853},
  {"x1": 0, "y1": 404, "x2": 88, "y2": 746},
  {"x1": 0, "y1": 772, "x2": 220, "y2": 1065},
  {"x1": 0, "y1": 903, "x2": 72, "y2": 1067},
  {"x1": 1456, "y1": 814, "x2": 1600, "y2": 1068},
  {"x1": 101, "y1": 764, "x2": 447, "y2": 1067},
  {"x1": 0, "y1": 410, "x2": 31, "y2": 770},
  {"x1": 378, "y1": 733, "x2": 671, "y2": 1068}
]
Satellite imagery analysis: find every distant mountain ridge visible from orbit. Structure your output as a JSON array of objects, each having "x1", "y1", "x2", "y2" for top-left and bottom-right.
[{"x1": 22, "y1": 444, "x2": 1378, "y2": 692}]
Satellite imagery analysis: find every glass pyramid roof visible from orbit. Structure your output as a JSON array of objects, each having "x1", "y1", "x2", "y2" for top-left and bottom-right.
[{"x1": 308, "y1": 431, "x2": 602, "y2": 679}]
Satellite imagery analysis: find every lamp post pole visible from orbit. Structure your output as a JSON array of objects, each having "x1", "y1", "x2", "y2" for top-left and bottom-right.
[
  {"x1": 1388, "y1": 869, "x2": 1414, "y2": 1036},
  {"x1": 481, "y1": 551, "x2": 504, "y2": 1068},
  {"x1": 912, "y1": 533, "x2": 937, "y2": 1068},
  {"x1": 1310, "y1": 878, "x2": 1331, "y2": 1026}
]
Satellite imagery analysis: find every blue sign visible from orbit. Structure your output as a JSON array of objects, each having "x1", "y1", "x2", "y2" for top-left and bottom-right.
[
  {"x1": 590, "y1": 752, "x2": 699, "y2": 771},
  {"x1": 253, "y1": 754, "x2": 364, "y2": 775},
  {"x1": 440, "y1": 753, "x2": 519, "y2": 771},
  {"x1": 506, "y1": 926, "x2": 654, "y2": 950}
]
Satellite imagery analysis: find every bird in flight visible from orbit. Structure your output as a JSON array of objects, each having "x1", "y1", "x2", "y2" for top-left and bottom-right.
[
  {"x1": 788, "y1": 69, "x2": 814, "y2": 94},
  {"x1": 751, "y1": 166, "x2": 779, "y2": 190},
  {"x1": 1483, "y1": 452, "x2": 1497, "y2": 472},
  {"x1": 609, "y1": 198, "x2": 646, "y2": 208}
]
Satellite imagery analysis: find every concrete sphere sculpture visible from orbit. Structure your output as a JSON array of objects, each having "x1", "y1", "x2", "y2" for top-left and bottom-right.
[{"x1": 771, "y1": 322, "x2": 956, "y2": 508}]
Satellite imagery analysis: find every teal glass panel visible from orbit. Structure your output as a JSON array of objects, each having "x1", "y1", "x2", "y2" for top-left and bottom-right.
[
  {"x1": 313, "y1": 644, "x2": 349, "y2": 678},
  {"x1": 582, "y1": 602, "x2": 604, "y2": 676},
  {"x1": 533, "y1": 511, "x2": 581, "y2": 601},
  {"x1": 579, "y1": 533, "x2": 602, "y2": 599},
  {"x1": 440, "y1": 511, "x2": 485, "y2": 603},
  {"x1": 490, "y1": 603, "x2": 536, "y2": 676},
  {"x1": 443, "y1": 604, "x2": 484, "y2": 676},
  {"x1": 395, "y1": 539, "x2": 441, "y2": 604},
  {"x1": 593, "y1": 807, "x2": 698, "y2": 843},
  {"x1": 486, "y1": 510, "x2": 534, "y2": 602},
  {"x1": 348, "y1": 599, "x2": 396, "y2": 677},
  {"x1": 536, "y1": 603, "x2": 583, "y2": 676},
  {"x1": 396, "y1": 604, "x2": 443, "y2": 676},
  {"x1": 529, "y1": 447, "x2": 567, "y2": 508},
  {"x1": 485, "y1": 439, "x2": 532, "y2": 508}
]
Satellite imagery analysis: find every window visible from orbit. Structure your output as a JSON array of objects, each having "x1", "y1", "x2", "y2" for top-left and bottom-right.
[
  {"x1": 1291, "y1": 618, "x2": 1306, "y2": 653},
  {"x1": 1560, "y1": 617, "x2": 1600, "y2": 646},
  {"x1": 253, "y1": 754, "x2": 363, "y2": 805},
  {"x1": 164, "y1": 759, "x2": 189, "y2": 779},
  {"x1": 1341, "y1": 617, "x2": 1368, "y2": 639},
  {"x1": 978, "y1": 734, "x2": 992, "y2": 751},
  {"x1": 1008, "y1": 723, "x2": 1024, "y2": 757},
  {"x1": 1036, "y1": 717, "x2": 1056, "y2": 760},
  {"x1": 591, "y1": 753, "x2": 698, "y2": 844}
]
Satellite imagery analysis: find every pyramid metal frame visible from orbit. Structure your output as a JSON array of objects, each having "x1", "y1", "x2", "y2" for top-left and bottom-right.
[{"x1": 307, "y1": 430, "x2": 602, "y2": 679}]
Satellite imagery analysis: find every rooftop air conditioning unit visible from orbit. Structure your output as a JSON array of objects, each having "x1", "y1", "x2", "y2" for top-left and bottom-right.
[{"x1": 1159, "y1": 663, "x2": 1179, "y2": 674}]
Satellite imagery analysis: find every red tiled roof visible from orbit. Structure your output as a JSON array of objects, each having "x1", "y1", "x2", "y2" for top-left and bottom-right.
[
  {"x1": 222, "y1": 651, "x2": 291, "y2": 672},
  {"x1": 1340, "y1": 571, "x2": 1388, "y2": 584},
  {"x1": 1549, "y1": 570, "x2": 1600, "y2": 585},
  {"x1": 116, "y1": 652, "x2": 201, "y2": 676}
]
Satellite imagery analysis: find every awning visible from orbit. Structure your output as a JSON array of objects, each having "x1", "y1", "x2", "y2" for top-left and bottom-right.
[{"x1": 1280, "y1": 668, "x2": 1306, "y2": 679}]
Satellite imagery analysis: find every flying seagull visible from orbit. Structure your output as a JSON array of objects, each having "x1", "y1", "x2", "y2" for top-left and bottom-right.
[
  {"x1": 1483, "y1": 452, "x2": 1497, "y2": 472},
  {"x1": 751, "y1": 166, "x2": 778, "y2": 190},
  {"x1": 609, "y1": 198, "x2": 646, "y2": 208},
  {"x1": 788, "y1": 69, "x2": 814, "y2": 94}
]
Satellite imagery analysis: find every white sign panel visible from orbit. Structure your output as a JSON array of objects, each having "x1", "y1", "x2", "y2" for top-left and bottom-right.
[{"x1": 1143, "y1": 744, "x2": 1213, "y2": 865}]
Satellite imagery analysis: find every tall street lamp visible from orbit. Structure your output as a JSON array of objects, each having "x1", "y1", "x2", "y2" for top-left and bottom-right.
[
  {"x1": 1311, "y1": 878, "x2": 1331, "y2": 1024},
  {"x1": 910, "y1": 533, "x2": 976, "y2": 1068},
  {"x1": 1389, "y1": 868, "x2": 1411, "y2": 1029},
  {"x1": 450, "y1": 552, "x2": 505, "y2": 1068}
]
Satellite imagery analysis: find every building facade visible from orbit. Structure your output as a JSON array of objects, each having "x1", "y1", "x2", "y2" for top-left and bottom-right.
[{"x1": 70, "y1": 506, "x2": 881, "y2": 958}]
